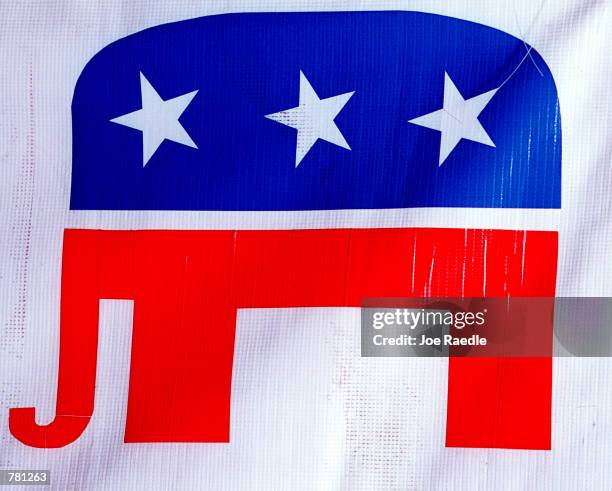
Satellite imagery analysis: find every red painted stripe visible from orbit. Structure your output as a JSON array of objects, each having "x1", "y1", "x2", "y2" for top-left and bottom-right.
[
  {"x1": 446, "y1": 231, "x2": 557, "y2": 449},
  {"x1": 10, "y1": 228, "x2": 556, "y2": 449}
]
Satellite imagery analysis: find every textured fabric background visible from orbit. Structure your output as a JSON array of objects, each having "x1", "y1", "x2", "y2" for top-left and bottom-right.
[{"x1": 1, "y1": 1, "x2": 611, "y2": 489}]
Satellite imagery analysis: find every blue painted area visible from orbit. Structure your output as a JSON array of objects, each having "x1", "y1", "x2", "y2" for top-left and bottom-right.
[{"x1": 70, "y1": 11, "x2": 561, "y2": 211}]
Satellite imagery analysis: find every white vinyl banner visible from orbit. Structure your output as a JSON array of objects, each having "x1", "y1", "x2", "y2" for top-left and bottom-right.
[{"x1": 1, "y1": 1, "x2": 612, "y2": 490}]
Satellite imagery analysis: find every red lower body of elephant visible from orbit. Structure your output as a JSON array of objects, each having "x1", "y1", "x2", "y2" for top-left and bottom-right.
[{"x1": 9, "y1": 228, "x2": 557, "y2": 449}]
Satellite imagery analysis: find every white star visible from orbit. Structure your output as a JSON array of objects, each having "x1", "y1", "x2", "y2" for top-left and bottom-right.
[
  {"x1": 110, "y1": 72, "x2": 198, "y2": 167},
  {"x1": 408, "y1": 72, "x2": 498, "y2": 166},
  {"x1": 266, "y1": 71, "x2": 354, "y2": 167}
]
